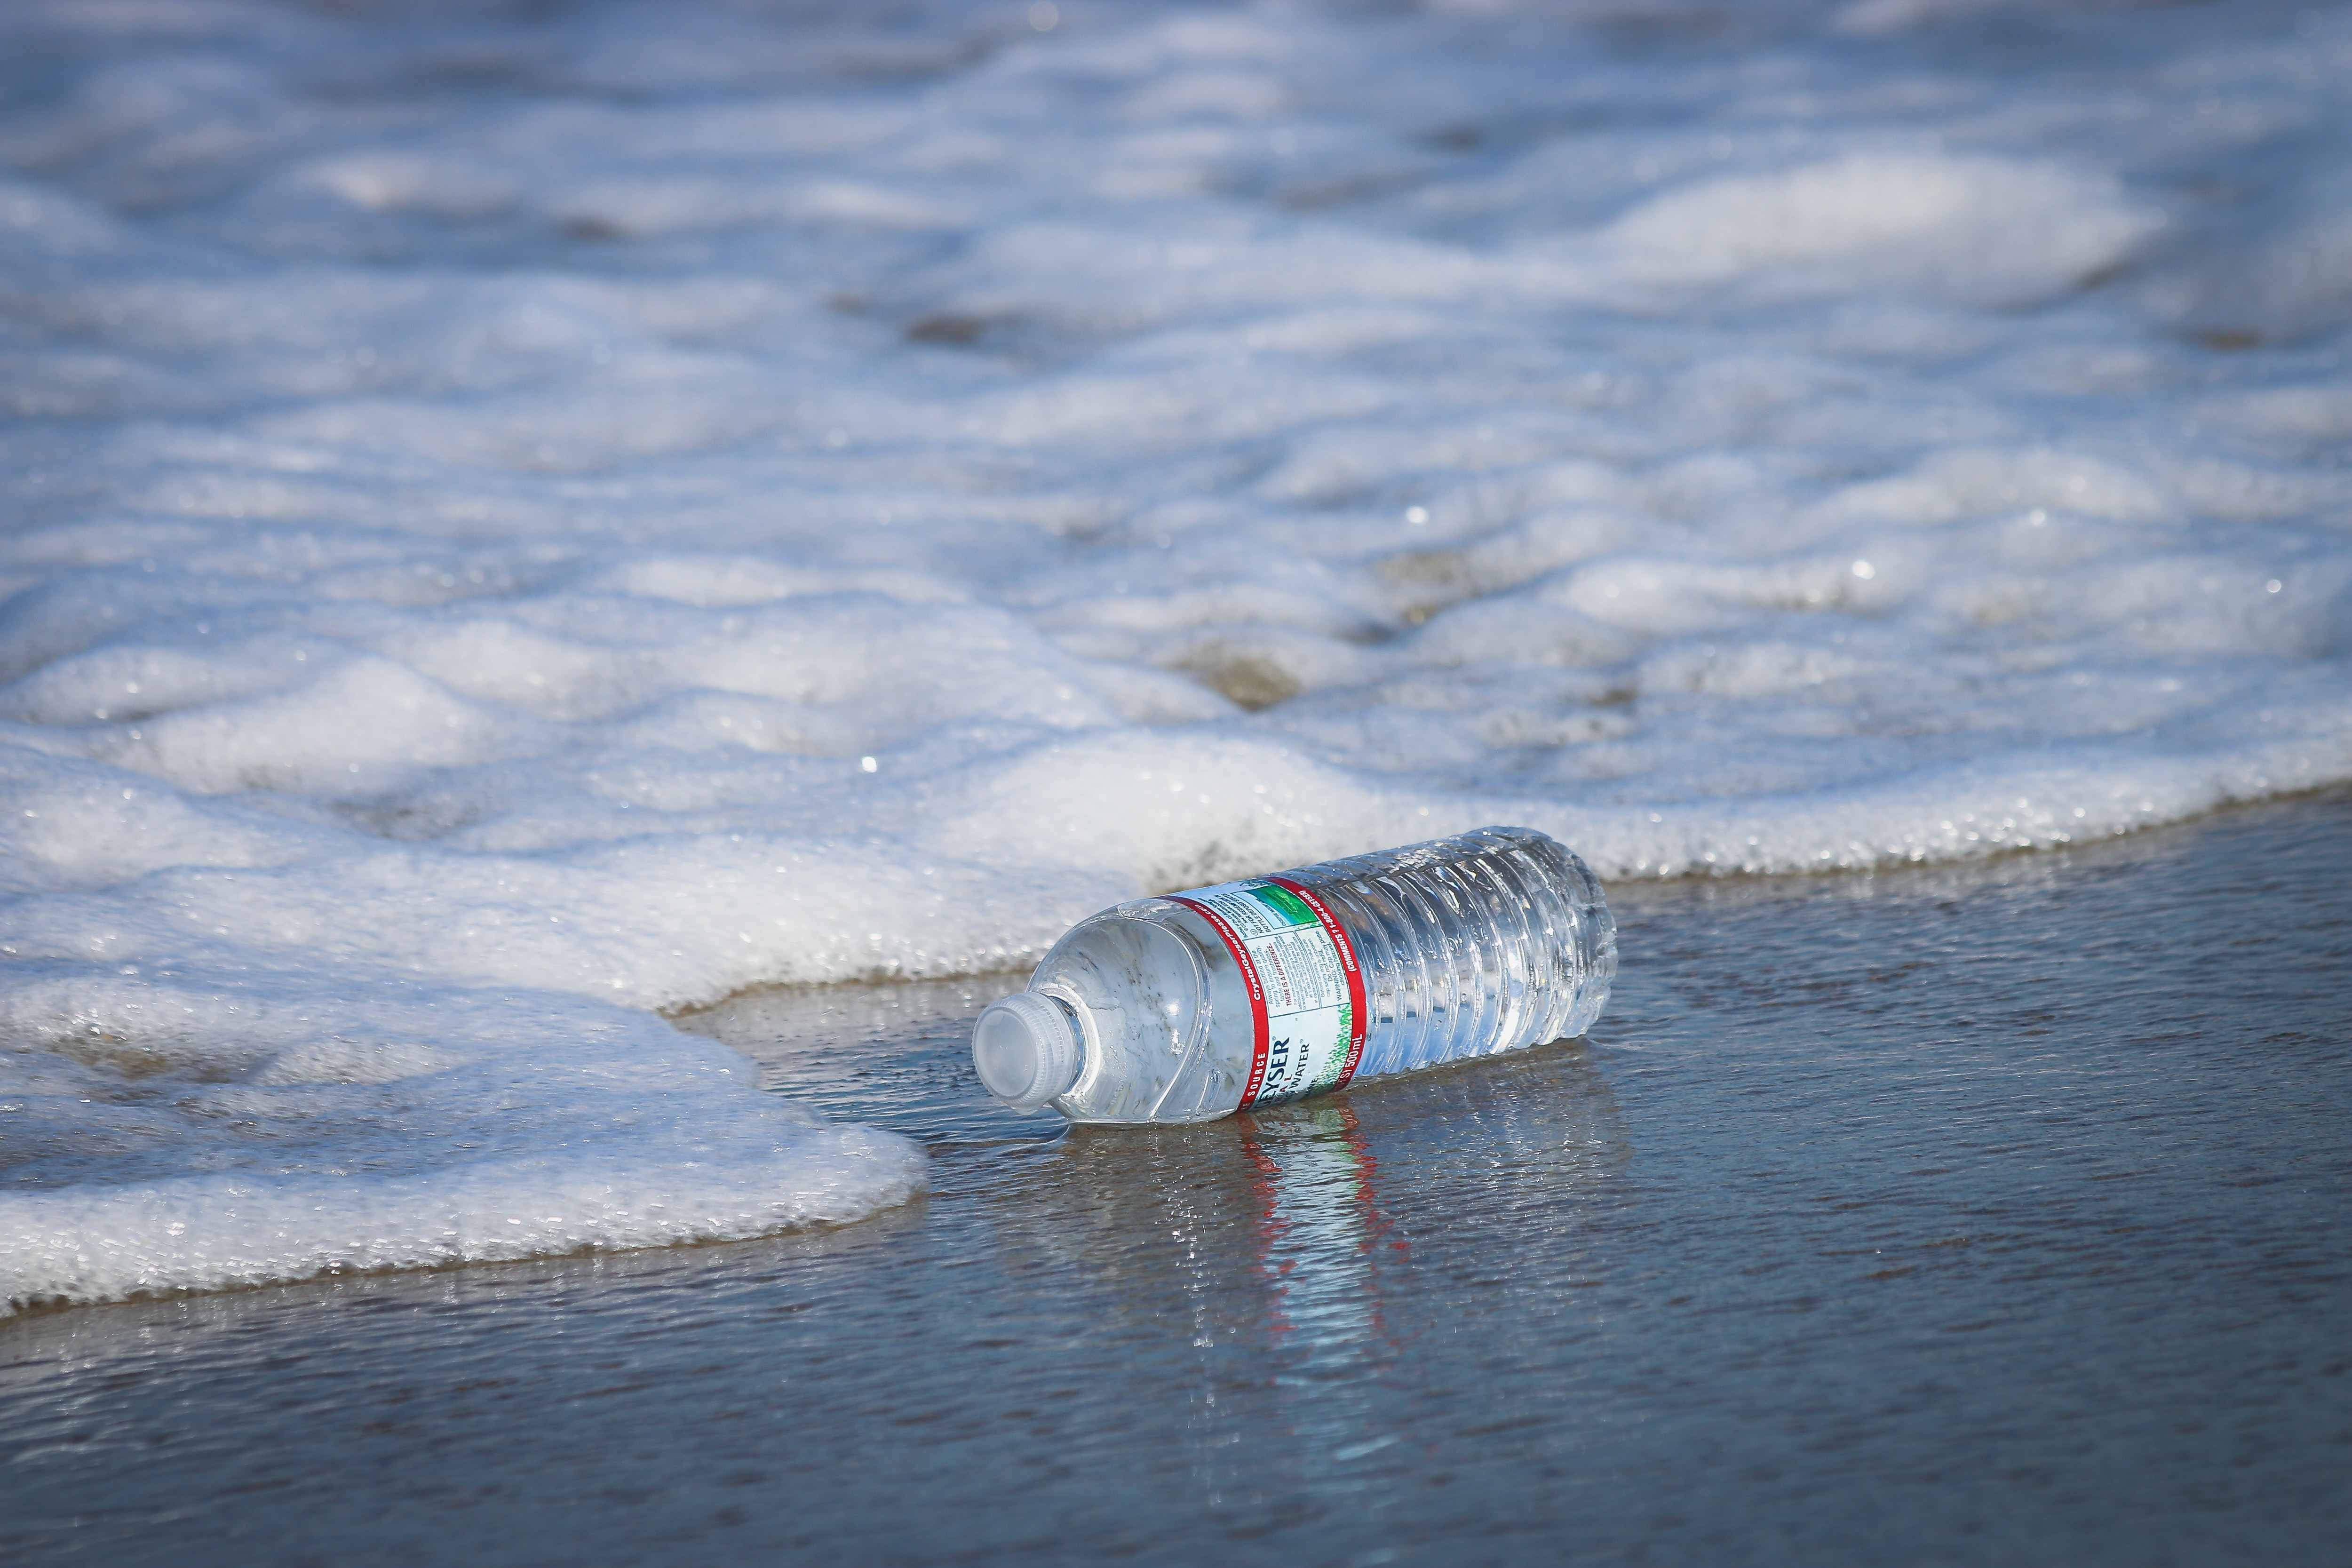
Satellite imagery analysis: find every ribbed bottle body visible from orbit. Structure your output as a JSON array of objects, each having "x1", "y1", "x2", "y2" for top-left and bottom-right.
[
  {"x1": 1286, "y1": 826, "x2": 1617, "y2": 1081},
  {"x1": 982, "y1": 826, "x2": 1616, "y2": 1125}
]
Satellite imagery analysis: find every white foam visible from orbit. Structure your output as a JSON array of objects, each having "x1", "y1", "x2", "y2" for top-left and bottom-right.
[
  {"x1": 4, "y1": 0, "x2": 2350, "y2": 1313},
  {"x1": 1591, "y1": 153, "x2": 2162, "y2": 309}
]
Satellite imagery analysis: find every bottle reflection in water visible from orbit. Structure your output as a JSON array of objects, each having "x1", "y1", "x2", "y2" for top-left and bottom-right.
[
  {"x1": 972, "y1": 827, "x2": 1617, "y2": 1123},
  {"x1": 1241, "y1": 1104, "x2": 1398, "y2": 1366}
]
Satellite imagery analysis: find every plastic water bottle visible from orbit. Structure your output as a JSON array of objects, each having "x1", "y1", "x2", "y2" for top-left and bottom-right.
[{"x1": 971, "y1": 826, "x2": 1617, "y2": 1123}]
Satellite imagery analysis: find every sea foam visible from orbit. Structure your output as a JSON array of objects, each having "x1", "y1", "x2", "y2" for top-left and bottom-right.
[{"x1": 4, "y1": 0, "x2": 2349, "y2": 1312}]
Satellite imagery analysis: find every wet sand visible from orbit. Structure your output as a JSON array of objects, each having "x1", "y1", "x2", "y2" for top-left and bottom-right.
[{"x1": 4, "y1": 793, "x2": 2348, "y2": 1566}]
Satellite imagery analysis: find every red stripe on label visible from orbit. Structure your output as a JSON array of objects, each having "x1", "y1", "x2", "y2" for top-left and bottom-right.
[
  {"x1": 1164, "y1": 894, "x2": 1273, "y2": 1106},
  {"x1": 1268, "y1": 877, "x2": 1370, "y2": 1087}
]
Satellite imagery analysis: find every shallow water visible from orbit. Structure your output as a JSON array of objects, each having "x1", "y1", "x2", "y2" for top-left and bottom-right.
[{"x1": 5, "y1": 792, "x2": 2345, "y2": 1566}]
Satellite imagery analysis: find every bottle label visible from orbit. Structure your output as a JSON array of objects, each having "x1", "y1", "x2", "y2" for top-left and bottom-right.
[{"x1": 1162, "y1": 877, "x2": 1367, "y2": 1107}]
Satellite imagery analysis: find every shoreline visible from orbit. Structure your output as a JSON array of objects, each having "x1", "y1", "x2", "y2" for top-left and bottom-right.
[
  {"x1": 9, "y1": 782, "x2": 2343, "y2": 1327},
  {"x1": 663, "y1": 775, "x2": 2352, "y2": 1023},
  {"x1": 6, "y1": 786, "x2": 2345, "y2": 1565}
]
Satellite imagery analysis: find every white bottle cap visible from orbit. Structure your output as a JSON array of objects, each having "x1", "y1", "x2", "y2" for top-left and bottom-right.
[{"x1": 971, "y1": 991, "x2": 1085, "y2": 1111}]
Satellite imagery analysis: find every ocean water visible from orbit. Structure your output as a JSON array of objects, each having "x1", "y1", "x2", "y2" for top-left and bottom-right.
[
  {"x1": 3, "y1": 791, "x2": 2345, "y2": 1565},
  {"x1": 3, "y1": 0, "x2": 2350, "y2": 1310}
]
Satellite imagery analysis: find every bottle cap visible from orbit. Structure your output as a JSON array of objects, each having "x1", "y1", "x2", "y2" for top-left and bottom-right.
[{"x1": 971, "y1": 991, "x2": 1085, "y2": 1111}]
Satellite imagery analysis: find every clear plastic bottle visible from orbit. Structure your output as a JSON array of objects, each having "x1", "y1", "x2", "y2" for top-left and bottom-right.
[{"x1": 971, "y1": 826, "x2": 1617, "y2": 1124}]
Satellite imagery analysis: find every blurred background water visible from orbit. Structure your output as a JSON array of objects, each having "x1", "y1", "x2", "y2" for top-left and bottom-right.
[{"x1": 5, "y1": 789, "x2": 2345, "y2": 1565}]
